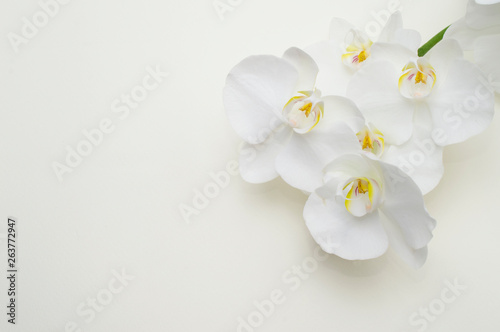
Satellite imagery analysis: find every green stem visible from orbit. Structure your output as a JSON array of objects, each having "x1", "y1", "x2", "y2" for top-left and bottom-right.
[{"x1": 417, "y1": 25, "x2": 450, "y2": 57}]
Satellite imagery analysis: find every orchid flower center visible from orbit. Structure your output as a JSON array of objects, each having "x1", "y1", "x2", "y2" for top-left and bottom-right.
[
  {"x1": 341, "y1": 177, "x2": 382, "y2": 217},
  {"x1": 399, "y1": 59, "x2": 436, "y2": 99},
  {"x1": 356, "y1": 125, "x2": 385, "y2": 157},
  {"x1": 283, "y1": 90, "x2": 324, "y2": 134},
  {"x1": 341, "y1": 29, "x2": 373, "y2": 70}
]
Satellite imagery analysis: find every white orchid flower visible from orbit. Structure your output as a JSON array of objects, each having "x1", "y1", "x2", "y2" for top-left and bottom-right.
[
  {"x1": 304, "y1": 11, "x2": 421, "y2": 96},
  {"x1": 304, "y1": 154, "x2": 436, "y2": 268},
  {"x1": 348, "y1": 120, "x2": 442, "y2": 195},
  {"x1": 345, "y1": 39, "x2": 494, "y2": 193},
  {"x1": 224, "y1": 47, "x2": 366, "y2": 192},
  {"x1": 445, "y1": 0, "x2": 500, "y2": 93}
]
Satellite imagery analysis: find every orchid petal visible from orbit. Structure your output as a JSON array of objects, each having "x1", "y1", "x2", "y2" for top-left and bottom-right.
[
  {"x1": 380, "y1": 211, "x2": 428, "y2": 269},
  {"x1": 465, "y1": 0, "x2": 500, "y2": 30},
  {"x1": 224, "y1": 55, "x2": 296, "y2": 144},
  {"x1": 379, "y1": 161, "x2": 436, "y2": 250},
  {"x1": 382, "y1": 104, "x2": 444, "y2": 195},
  {"x1": 329, "y1": 17, "x2": 356, "y2": 44},
  {"x1": 427, "y1": 58, "x2": 495, "y2": 146},
  {"x1": 347, "y1": 60, "x2": 414, "y2": 145},
  {"x1": 370, "y1": 42, "x2": 417, "y2": 71},
  {"x1": 424, "y1": 39, "x2": 463, "y2": 84},
  {"x1": 474, "y1": 34, "x2": 500, "y2": 93},
  {"x1": 304, "y1": 190, "x2": 388, "y2": 260},
  {"x1": 276, "y1": 121, "x2": 360, "y2": 192},
  {"x1": 321, "y1": 95, "x2": 366, "y2": 133},
  {"x1": 378, "y1": 11, "x2": 421, "y2": 52},
  {"x1": 239, "y1": 126, "x2": 292, "y2": 183},
  {"x1": 305, "y1": 40, "x2": 353, "y2": 96},
  {"x1": 282, "y1": 47, "x2": 319, "y2": 92}
]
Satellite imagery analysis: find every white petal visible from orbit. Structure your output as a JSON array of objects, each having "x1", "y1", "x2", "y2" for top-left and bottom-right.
[
  {"x1": 380, "y1": 211, "x2": 428, "y2": 269},
  {"x1": 427, "y1": 58, "x2": 495, "y2": 146},
  {"x1": 378, "y1": 11, "x2": 422, "y2": 52},
  {"x1": 446, "y1": 14, "x2": 500, "y2": 51},
  {"x1": 370, "y1": 42, "x2": 417, "y2": 71},
  {"x1": 382, "y1": 104, "x2": 444, "y2": 195},
  {"x1": 324, "y1": 154, "x2": 382, "y2": 184},
  {"x1": 424, "y1": 39, "x2": 463, "y2": 81},
  {"x1": 321, "y1": 96, "x2": 366, "y2": 133},
  {"x1": 383, "y1": 140, "x2": 443, "y2": 195},
  {"x1": 347, "y1": 60, "x2": 414, "y2": 145},
  {"x1": 304, "y1": 190, "x2": 388, "y2": 260},
  {"x1": 378, "y1": 162, "x2": 436, "y2": 250},
  {"x1": 282, "y1": 47, "x2": 319, "y2": 92},
  {"x1": 465, "y1": 0, "x2": 500, "y2": 29},
  {"x1": 304, "y1": 40, "x2": 353, "y2": 96},
  {"x1": 445, "y1": 18, "x2": 479, "y2": 51},
  {"x1": 224, "y1": 55, "x2": 296, "y2": 144},
  {"x1": 329, "y1": 17, "x2": 356, "y2": 44},
  {"x1": 474, "y1": 35, "x2": 500, "y2": 93},
  {"x1": 393, "y1": 29, "x2": 422, "y2": 54},
  {"x1": 239, "y1": 126, "x2": 292, "y2": 183},
  {"x1": 377, "y1": 11, "x2": 403, "y2": 42},
  {"x1": 276, "y1": 121, "x2": 360, "y2": 192}
]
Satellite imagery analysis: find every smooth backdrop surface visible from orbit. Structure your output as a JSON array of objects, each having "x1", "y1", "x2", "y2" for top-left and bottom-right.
[{"x1": 0, "y1": 0, "x2": 499, "y2": 331}]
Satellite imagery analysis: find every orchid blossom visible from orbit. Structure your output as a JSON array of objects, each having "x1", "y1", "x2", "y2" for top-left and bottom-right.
[
  {"x1": 304, "y1": 11, "x2": 421, "y2": 96},
  {"x1": 224, "y1": 47, "x2": 365, "y2": 192},
  {"x1": 345, "y1": 39, "x2": 494, "y2": 193},
  {"x1": 304, "y1": 154, "x2": 436, "y2": 268}
]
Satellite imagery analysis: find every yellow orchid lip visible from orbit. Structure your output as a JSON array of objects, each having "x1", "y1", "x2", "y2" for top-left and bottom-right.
[
  {"x1": 283, "y1": 90, "x2": 324, "y2": 134},
  {"x1": 341, "y1": 30, "x2": 373, "y2": 69},
  {"x1": 356, "y1": 125, "x2": 385, "y2": 157},
  {"x1": 342, "y1": 177, "x2": 382, "y2": 217},
  {"x1": 399, "y1": 59, "x2": 437, "y2": 99}
]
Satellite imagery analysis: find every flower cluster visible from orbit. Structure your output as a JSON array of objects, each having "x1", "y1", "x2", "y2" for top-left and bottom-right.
[{"x1": 223, "y1": 1, "x2": 498, "y2": 268}]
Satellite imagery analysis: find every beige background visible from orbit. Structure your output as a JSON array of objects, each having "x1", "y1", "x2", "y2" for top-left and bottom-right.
[{"x1": 0, "y1": 0, "x2": 499, "y2": 331}]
